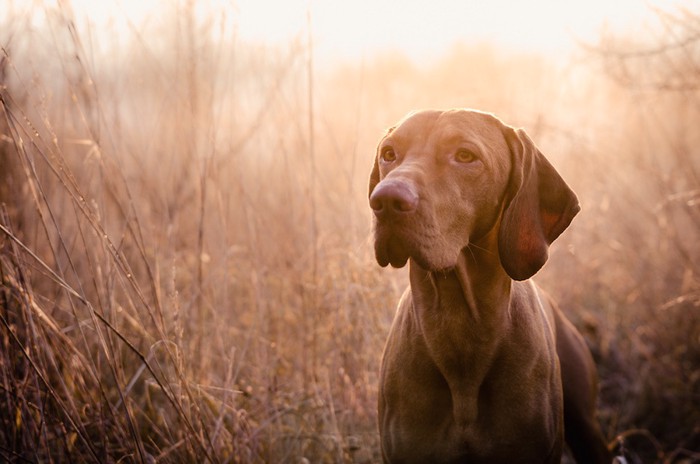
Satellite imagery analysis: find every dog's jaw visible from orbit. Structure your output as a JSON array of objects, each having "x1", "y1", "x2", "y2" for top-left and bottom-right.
[{"x1": 372, "y1": 217, "x2": 461, "y2": 271}]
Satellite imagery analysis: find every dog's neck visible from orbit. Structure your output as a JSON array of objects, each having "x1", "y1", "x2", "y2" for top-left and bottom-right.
[
  {"x1": 407, "y1": 228, "x2": 513, "y2": 430},
  {"x1": 408, "y1": 228, "x2": 511, "y2": 324}
]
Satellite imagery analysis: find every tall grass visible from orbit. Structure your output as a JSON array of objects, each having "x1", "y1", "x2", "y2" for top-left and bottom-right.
[{"x1": 1, "y1": 2, "x2": 699, "y2": 463}]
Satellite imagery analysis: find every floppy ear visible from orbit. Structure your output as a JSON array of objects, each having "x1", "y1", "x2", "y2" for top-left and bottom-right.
[
  {"x1": 369, "y1": 154, "x2": 380, "y2": 198},
  {"x1": 369, "y1": 127, "x2": 395, "y2": 197},
  {"x1": 498, "y1": 127, "x2": 580, "y2": 281}
]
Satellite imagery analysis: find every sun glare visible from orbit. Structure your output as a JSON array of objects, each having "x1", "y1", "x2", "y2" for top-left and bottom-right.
[
  {"x1": 219, "y1": 0, "x2": 668, "y2": 61},
  {"x1": 13, "y1": 0, "x2": 676, "y2": 63},
  {"x1": 303, "y1": 0, "x2": 657, "y2": 60}
]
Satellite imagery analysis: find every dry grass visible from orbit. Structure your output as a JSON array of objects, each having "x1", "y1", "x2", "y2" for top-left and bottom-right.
[{"x1": 1, "y1": 3, "x2": 699, "y2": 463}]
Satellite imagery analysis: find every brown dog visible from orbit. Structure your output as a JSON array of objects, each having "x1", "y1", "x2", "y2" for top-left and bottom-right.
[{"x1": 369, "y1": 109, "x2": 611, "y2": 463}]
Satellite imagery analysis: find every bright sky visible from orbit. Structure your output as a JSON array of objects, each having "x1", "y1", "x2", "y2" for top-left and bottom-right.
[
  {"x1": 11, "y1": 0, "x2": 691, "y2": 62},
  {"x1": 238, "y1": 0, "x2": 664, "y2": 59}
]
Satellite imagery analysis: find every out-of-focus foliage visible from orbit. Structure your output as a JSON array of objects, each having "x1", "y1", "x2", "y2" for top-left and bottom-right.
[{"x1": 0, "y1": 3, "x2": 698, "y2": 463}]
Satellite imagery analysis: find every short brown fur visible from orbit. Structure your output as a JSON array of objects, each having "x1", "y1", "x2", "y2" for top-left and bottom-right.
[{"x1": 369, "y1": 109, "x2": 611, "y2": 463}]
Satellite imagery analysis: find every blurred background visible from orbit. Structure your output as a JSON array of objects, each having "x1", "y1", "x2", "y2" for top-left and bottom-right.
[{"x1": 1, "y1": 0, "x2": 698, "y2": 462}]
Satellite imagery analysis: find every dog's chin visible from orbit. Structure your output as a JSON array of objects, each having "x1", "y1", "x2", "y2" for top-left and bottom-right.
[{"x1": 409, "y1": 251, "x2": 458, "y2": 273}]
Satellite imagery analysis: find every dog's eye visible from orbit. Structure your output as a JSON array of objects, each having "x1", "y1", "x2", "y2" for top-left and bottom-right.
[
  {"x1": 380, "y1": 147, "x2": 397, "y2": 163},
  {"x1": 454, "y1": 149, "x2": 477, "y2": 163}
]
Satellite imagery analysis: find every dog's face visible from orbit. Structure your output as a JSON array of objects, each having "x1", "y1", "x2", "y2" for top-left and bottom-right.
[
  {"x1": 369, "y1": 109, "x2": 579, "y2": 279},
  {"x1": 369, "y1": 109, "x2": 511, "y2": 271}
]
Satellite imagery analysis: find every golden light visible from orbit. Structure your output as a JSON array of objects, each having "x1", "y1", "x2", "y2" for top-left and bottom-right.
[{"x1": 15, "y1": 0, "x2": 675, "y2": 62}]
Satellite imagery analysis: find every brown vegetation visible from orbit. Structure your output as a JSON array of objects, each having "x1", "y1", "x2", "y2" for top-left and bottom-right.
[{"x1": 1, "y1": 3, "x2": 698, "y2": 463}]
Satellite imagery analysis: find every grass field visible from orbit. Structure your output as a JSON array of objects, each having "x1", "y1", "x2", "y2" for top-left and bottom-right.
[{"x1": 1, "y1": 3, "x2": 699, "y2": 463}]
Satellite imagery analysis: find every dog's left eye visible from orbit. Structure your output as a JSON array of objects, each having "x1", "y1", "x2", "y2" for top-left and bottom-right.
[
  {"x1": 454, "y1": 149, "x2": 477, "y2": 163},
  {"x1": 380, "y1": 147, "x2": 397, "y2": 163}
]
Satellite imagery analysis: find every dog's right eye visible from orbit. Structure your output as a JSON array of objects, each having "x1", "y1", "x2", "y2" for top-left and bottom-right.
[
  {"x1": 380, "y1": 147, "x2": 397, "y2": 163},
  {"x1": 454, "y1": 148, "x2": 478, "y2": 164}
]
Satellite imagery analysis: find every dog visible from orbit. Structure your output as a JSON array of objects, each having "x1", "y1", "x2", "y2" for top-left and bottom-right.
[{"x1": 369, "y1": 109, "x2": 611, "y2": 463}]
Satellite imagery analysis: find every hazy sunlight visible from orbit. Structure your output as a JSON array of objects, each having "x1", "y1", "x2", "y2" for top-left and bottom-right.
[
  {"x1": 14, "y1": 0, "x2": 678, "y2": 62},
  {"x1": 2, "y1": 0, "x2": 699, "y2": 462}
]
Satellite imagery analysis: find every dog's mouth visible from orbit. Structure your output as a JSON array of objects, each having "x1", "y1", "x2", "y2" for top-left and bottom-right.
[
  {"x1": 373, "y1": 219, "x2": 456, "y2": 270},
  {"x1": 374, "y1": 228, "x2": 412, "y2": 268}
]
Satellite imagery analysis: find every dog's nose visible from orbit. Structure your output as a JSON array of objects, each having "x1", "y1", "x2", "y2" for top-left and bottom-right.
[{"x1": 370, "y1": 180, "x2": 419, "y2": 215}]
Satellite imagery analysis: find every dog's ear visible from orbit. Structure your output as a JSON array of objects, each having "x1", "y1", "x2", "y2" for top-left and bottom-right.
[
  {"x1": 498, "y1": 127, "x2": 580, "y2": 281},
  {"x1": 369, "y1": 155, "x2": 380, "y2": 198},
  {"x1": 369, "y1": 126, "x2": 395, "y2": 197}
]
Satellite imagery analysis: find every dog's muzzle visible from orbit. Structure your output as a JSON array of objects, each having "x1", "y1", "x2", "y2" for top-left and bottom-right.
[{"x1": 370, "y1": 179, "x2": 421, "y2": 268}]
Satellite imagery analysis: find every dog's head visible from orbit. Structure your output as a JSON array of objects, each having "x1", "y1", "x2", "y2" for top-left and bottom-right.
[{"x1": 368, "y1": 109, "x2": 579, "y2": 280}]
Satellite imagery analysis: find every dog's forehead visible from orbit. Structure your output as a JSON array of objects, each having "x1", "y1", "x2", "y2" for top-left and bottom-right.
[{"x1": 387, "y1": 109, "x2": 504, "y2": 146}]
